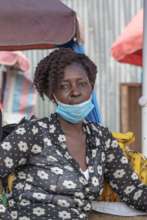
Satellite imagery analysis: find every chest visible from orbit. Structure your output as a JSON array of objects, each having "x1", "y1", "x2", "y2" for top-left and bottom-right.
[{"x1": 65, "y1": 133, "x2": 87, "y2": 170}]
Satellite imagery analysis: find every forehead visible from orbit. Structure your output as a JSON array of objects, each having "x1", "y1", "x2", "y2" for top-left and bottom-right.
[{"x1": 62, "y1": 63, "x2": 89, "y2": 81}]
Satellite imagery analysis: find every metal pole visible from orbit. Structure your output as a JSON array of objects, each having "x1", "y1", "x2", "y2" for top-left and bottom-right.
[{"x1": 142, "y1": 0, "x2": 147, "y2": 156}]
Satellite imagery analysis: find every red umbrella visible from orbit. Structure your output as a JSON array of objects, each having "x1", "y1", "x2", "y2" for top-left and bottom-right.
[
  {"x1": 111, "y1": 9, "x2": 143, "y2": 66},
  {"x1": 0, "y1": 0, "x2": 79, "y2": 51}
]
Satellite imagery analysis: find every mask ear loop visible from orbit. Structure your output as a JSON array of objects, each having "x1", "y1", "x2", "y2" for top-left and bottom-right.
[{"x1": 52, "y1": 94, "x2": 58, "y2": 105}]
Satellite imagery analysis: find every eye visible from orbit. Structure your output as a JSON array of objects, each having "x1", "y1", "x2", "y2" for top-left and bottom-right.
[
  {"x1": 79, "y1": 81, "x2": 88, "y2": 87},
  {"x1": 60, "y1": 84, "x2": 70, "y2": 91}
]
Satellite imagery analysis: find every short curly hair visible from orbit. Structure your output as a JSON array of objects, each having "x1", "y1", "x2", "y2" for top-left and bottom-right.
[{"x1": 33, "y1": 48, "x2": 97, "y2": 100}]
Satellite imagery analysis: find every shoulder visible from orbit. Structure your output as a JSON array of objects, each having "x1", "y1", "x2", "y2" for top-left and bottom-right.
[
  {"x1": 86, "y1": 120, "x2": 112, "y2": 138},
  {"x1": 30, "y1": 113, "x2": 58, "y2": 128}
]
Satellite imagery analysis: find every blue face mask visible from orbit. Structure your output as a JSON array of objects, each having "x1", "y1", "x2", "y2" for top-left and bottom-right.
[{"x1": 54, "y1": 97, "x2": 94, "y2": 124}]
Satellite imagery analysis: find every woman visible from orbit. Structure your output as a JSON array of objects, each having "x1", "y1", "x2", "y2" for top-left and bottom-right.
[{"x1": 0, "y1": 48, "x2": 147, "y2": 219}]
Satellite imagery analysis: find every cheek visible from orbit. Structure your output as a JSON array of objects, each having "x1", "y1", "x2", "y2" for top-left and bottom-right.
[
  {"x1": 83, "y1": 86, "x2": 92, "y2": 98},
  {"x1": 54, "y1": 90, "x2": 70, "y2": 103}
]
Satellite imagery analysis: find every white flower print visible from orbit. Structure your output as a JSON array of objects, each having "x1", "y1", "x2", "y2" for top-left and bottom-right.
[
  {"x1": 18, "y1": 158, "x2": 27, "y2": 165},
  {"x1": 32, "y1": 126, "x2": 38, "y2": 134},
  {"x1": 58, "y1": 211, "x2": 71, "y2": 219},
  {"x1": 97, "y1": 165, "x2": 102, "y2": 175},
  {"x1": 89, "y1": 195, "x2": 95, "y2": 200},
  {"x1": 101, "y1": 152, "x2": 105, "y2": 161},
  {"x1": 37, "y1": 170, "x2": 48, "y2": 180},
  {"x1": 33, "y1": 193, "x2": 46, "y2": 200},
  {"x1": 4, "y1": 157, "x2": 14, "y2": 168},
  {"x1": 83, "y1": 203, "x2": 91, "y2": 211},
  {"x1": 57, "y1": 199, "x2": 70, "y2": 207},
  {"x1": 18, "y1": 141, "x2": 28, "y2": 152},
  {"x1": 10, "y1": 211, "x2": 18, "y2": 219},
  {"x1": 24, "y1": 183, "x2": 32, "y2": 190},
  {"x1": 111, "y1": 140, "x2": 118, "y2": 148},
  {"x1": 88, "y1": 166, "x2": 94, "y2": 173},
  {"x1": 18, "y1": 171, "x2": 26, "y2": 179},
  {"x1": 85, "y1": 125, "x2": 91, "y2": 134},
  {"x1": 50, "y1": 185, "x2": 56, "y2": 191},
  {"x1": 14, "y1": 183, "x2": 24, "y2": 190},
  {"x1": 85, "y1": 187, "x2": 90, "y2": 193},
  {"x1": 43, "y1": 138, "x2": 52, "y2": 146},
  {"x1": 62, "y1": 180, "x2": 77, "y2": 189},
  {"x1": 105, "y1": 138, "x2": 111, "y2": 149},
  {"x1": 79, "y1": 213, "x2": 87, "y2": 219},
  {"x1": 113, "y1": 169, "x2": 125, "y2": 178},
  {"x1": 131, "y1": 172, "x2": 139, "y2": 180},
  {"x1": 92, "y1": 176, "x2": 99, "y2": 186},
  {"x1": 124, "y1": 185, "x2": 136, "y2": 194},
  {"x1": 95, "y1": 138, "x2": 100, "y2": 146},
  {"x1": 31, "y1": 144, "x2": 42, "y2": 154},
  {"x1": 91, "y1": 124, "x2": 99, "y2": 132},
  {"x1": 74, "y1": 192, "x2": 84, "y2": 199},
  {"x1": 15, "y1": 127, "x2": 26, "y2": 135},
  {"x1": 9, "y1": 199, "x2": 15, "y2": 207},
  {"x1": 92, "y1": 149, "x2": 97, "y2": 158},
  {"x1": 47, "y1": 155, "x2": 57, "y2": 162},
  {"x1": 74, "y1": 198, "x2": 83, "y2": 207},
  {"x1": 38, "y1": 121, "x2": 47, "y2": 128},
  {"x1": 27, "y1": 174, "x2": 34, "y2": 182},
  {"x1": 86, "y1": 156, "x2": 89, "y2": 164},
  {"x1": 61, "y1": 142, "x2": 66, "y2": 149},
  {"x1": 58, "y1": 134, "x2": 66, "y2": 142},
  {"x1": 99, "y1": 188, "x2": 104, "y2": 195},
  {"x1": 0, "y1": 204, "x2": 6, "y2": 213},
  {"x1": 110, "y1": 181, "x2": 118, "y2": 190},
  {"x1": 51, "y1": 167, "x2": 63, "y2": 175},
  {"x1": 107, "y1": 154, "x2": 115, "y2": 162},
  {"x1": 20, "y1": 199, "x2": 31, "y2": 206},
  {"x1": 120, "y1": 156, "x2": 128, "y2": 164},
  {"x1": 19, "y1": 216, "x2": 30, "y2": 220},
  {"x1": 133, "y1": 190, "x2": 143, "y2": 200},
  {"x1": 48, "y1": 204, "x2": 55, "y2": 208},
  {"x1": 49, "y1": 124, "x2": 56, "y2": 133},
  {"x1": 56, "y1": 150, "x2": 62, "y2": 157},
  {"x1": 1, "y1": 142, "x2": 12, "y2": 151},
  {"x1": 64, "y1": 165, "x2": 74, "y2": 171},
  {"x1": 79, "y1": 176, "x2": 87, "y2": 185},
  {"x1": 64, "y1": 152, "x2": 71, "y2": 160},
  {"x1": 33, "y1": 207, "x2": 45, "y2": 216}
]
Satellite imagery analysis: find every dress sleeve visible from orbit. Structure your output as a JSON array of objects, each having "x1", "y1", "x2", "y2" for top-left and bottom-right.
[
  {"x1": 104, "y1": 128, "x2": 147, "y2": 212},
  {"x1": 0, "y1": 202, "x2": 13, "y2": 219},
  {"x1": 0, "y1": 121, "x2": 33, "y2": 178}
]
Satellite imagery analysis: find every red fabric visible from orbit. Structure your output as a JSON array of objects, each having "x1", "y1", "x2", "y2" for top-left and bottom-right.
[
  {"x1": 111, "y1": 9, "x2": 143, "y2": 66},
  {"x1": 0, "y1": 0, "x2": 78, "y2": 50},
  {"x1": 0, "y1": 51, "x2": 30, "y2": 72}
]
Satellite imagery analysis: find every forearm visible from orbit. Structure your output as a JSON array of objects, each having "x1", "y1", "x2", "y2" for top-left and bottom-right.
[{"x1": 104, "y1": 130, "x2": 147, "y2": 212}]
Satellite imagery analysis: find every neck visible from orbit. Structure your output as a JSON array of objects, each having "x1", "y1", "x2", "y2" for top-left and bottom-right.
[{"x1": 58, "y1": 115, "x2": 83, "y2": 134}]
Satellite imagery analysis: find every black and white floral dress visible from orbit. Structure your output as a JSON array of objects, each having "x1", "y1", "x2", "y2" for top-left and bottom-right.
[{"x1": 0, "y1": 113, "x2": 147, "y2": 220}]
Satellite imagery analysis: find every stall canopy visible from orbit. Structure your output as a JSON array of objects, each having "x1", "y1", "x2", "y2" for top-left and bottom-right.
[
  {"x1": 111, "y1": 8, "x2": 147, "y2": 155},
  {"x1": 0, "y1": 51, "x2": 36, "y2": 124},
  {"x1": 111, "y1": 9, "x2": 143, "y2": 66},
  {"x1": 0, "y1": 0, "x2": 79, "y2": 50}
]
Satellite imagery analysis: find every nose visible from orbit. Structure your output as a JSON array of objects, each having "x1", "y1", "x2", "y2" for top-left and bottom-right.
[{"x1": 71, "y1": 83, "x2": 81, "y2": 97}]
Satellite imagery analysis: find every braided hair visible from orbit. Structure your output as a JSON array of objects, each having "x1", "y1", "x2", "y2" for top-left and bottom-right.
[{"x1": 33, "y1": 48, "x2": 97, "y2": 100}]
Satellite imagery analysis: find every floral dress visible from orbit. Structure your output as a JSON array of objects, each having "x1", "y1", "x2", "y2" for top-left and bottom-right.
[{"x1": 0, "y1": 113, "x2": 147, "y2": 220}]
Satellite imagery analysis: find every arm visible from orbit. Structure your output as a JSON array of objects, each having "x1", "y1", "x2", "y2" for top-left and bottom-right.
[
  {"x1": 104, "y1": 128, "x2": 147, "y2": 212},
  {"x1": 0, "y1": 121, "x2": 33, "y2": 178}
]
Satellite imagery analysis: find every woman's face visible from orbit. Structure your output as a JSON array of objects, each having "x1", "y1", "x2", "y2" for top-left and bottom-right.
[{"x1": 54, "y1": 63, "x2": 92, "y2": 105}]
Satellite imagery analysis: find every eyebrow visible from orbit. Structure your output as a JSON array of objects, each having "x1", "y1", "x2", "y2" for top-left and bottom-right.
[{"x1": 61, "y1": 77, "x2": 88, "y2": 83}]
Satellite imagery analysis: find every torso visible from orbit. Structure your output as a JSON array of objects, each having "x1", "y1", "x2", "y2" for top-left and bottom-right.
[{"x1": 65, "y1": 131, "x2": 87, "y2": 171}]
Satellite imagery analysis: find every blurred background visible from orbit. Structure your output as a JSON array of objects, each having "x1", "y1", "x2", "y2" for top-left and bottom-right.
[{"x1": 0, "y1": 0, "x2": 143, "y2": 150}]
